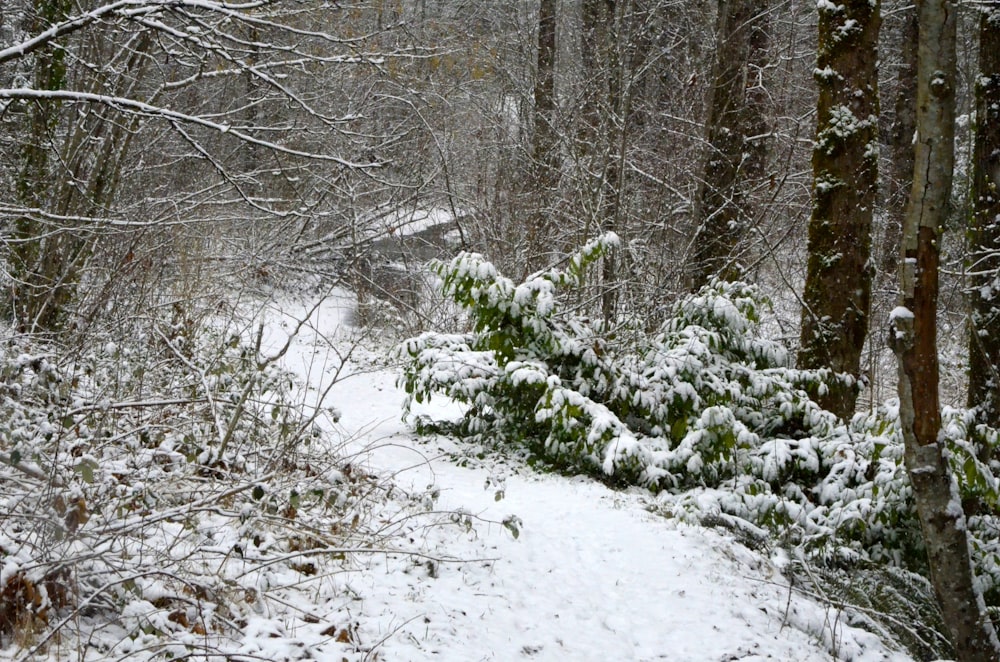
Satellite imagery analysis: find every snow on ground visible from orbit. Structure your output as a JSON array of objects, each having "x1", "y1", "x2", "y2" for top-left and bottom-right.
[{"x1": 261, "y1": 289, "x2": 914, "y2": 662}]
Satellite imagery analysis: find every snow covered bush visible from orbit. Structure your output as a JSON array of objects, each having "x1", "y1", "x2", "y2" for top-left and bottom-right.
[
  {"x1": 400, "y1": 234, "x2": 1000, "y2": 598},
  {"x1": 0, "y1": 302, "x2": 447, "y2": 658},
  {"x1": 401, "y1": 234, "x2": 843, "y2": 489},
  {"x1": 0, "y1": 321, "x2": 315, "y2": 636},
  {"x1": 400, "y1": 233, "x2": 621, "y2": 464}
]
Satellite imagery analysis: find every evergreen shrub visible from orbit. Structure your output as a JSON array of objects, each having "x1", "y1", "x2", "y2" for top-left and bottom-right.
[{"x1": 400, "y1": 234, "x2": 1000, "y2": 593}]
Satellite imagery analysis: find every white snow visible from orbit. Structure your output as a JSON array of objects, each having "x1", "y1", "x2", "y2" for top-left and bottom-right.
[
  {"x1": 379, "y1": 207, "x2": 457, "y2": 238},
  {"x1": 889, "y1": 307, "x2": 914, "y2": 321},
  {"x1": 253, "y1": 290, "x2": 915, "y2": 662}
]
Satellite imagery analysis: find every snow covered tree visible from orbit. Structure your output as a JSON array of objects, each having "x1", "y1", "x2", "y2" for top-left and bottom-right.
[
  {"x1": 0, "y1": 0, "x2": 431, "y2": 336},
  {"x1": 798, "y1": 0, "x2": 880, "y2": 421},
  {"x1": 889, "y1": 0, "x2": 1000, "y2": 657},
  {"x1": 968, "y1": 2, "x2": 1000, "y2": 430}
]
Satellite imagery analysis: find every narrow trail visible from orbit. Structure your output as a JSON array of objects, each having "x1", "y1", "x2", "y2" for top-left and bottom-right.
[{"x1": 264, "y1": 291, "x2": 911, "y2": 662}]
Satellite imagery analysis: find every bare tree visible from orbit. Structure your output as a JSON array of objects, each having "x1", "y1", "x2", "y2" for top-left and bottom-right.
[
  {"x1": 578, "y1": 0, "x2": 624, "y2": 320},
  {"x1": 0, "y1": 0, "x2": 427, "y2": 336},
  {"x1": 889, "y1": 0, "x2": 1000, "y2": 657},
  {"x1": 8, "y1": 0, "x2": 81, "y2": 332},
  {"x1": 798, "y1": 0, "x2": 880, "y2": 420},
  {"x1": 524, "y1": 0, "x2": 559, "y2": 273}
]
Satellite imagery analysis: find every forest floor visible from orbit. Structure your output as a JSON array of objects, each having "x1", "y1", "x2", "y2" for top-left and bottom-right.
[
  {"x1": 252, "y1": 288, "x2": 915, "y2": 662},
  {"x1": 0, "y1": 285, "x2": 920, "y2": 662}
]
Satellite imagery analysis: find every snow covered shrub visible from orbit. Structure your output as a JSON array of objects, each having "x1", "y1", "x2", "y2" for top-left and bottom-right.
[
  {"x1": 0, "y1": 305, "x2": 360, "y2": 649},
  {"x1": 401, "y1": 237, "x2": 1000, "y2": 561},
  {"x1": 400, "y1": 235, "x2": 845, "y2": 489},
  {"x1": 401, "y1": 234, "x2": 1000, "y2": 625},
  {"x1": 666, "y1": 401, "x2": 1000, "y2": 599},
  {"x1": 661, "y1": 404, "x2": 921, "y2": 566},
  {"x1": 400, "y1": 233, "x2": 623, "y2": 468},
  {"x1": 401, "y1": 235, "x2": 1000, "y2": 642}
]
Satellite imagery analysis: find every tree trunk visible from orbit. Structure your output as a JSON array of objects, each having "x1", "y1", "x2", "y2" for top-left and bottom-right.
[
  {"x1": 11, "y1": 0, "x2": 75, "y2": 332},
  {"x1": 890, "y1": 1, "x2": 1000, "y2": 658},
  {"x1": 798, "y1": 0, "x2": 880, "y2": 420},
  {"x1": 579, "y1": 0, "x2": 623, "y2": 322},
  {"x1": 525, "y1": 0, "x2": 559, "y2": 273},
  {"x1": 883, "y1": 1, "x2": 917, "y2": 278},
  {"x1": 967, "y1": 2, "x2": 1000, "y2": 429},
  {"x1": 688, "y1": 0, "x2": 771, "y2": 290}
]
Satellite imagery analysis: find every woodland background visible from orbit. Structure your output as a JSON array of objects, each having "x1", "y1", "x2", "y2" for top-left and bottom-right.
[{"x1": 2, "y1": 0, "x2": 1000, "y2": 659}]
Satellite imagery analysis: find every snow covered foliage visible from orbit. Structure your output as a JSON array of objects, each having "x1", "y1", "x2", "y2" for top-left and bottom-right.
[
  {"x1": 0, "y1": 306, "x2": 443, "y2": 659},
  {"x1": 401, "y1": 234, "x2": 844, "y2": 490},
  {"x1": 400, "y1": 235, "x2": 1000, "y2": 598}
]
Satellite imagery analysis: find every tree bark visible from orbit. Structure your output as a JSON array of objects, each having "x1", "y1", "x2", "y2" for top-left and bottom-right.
[
  {"x1": 688, "y1": 0, "x2": 771, "y2": 290},
  {"x1": 525, "y1": 0, "x2": 559, "y2": 273},
  {"x1": 798, "y1": 0, "x2": 879, "y2": 420},
  {"x1": 883, "y1": 1, "x2": 917, "y2": 278},
  {"x1": 967, "y1": 2, "x2": 1000, "y2": 429},
  {"x1": 891, "y1": 1, "x2": 1000, "y2": 658}
]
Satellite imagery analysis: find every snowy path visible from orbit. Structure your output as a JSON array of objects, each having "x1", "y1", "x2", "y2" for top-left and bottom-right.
[{"x1": 266, "y1": 292, "x2": 912, "y2": 662}]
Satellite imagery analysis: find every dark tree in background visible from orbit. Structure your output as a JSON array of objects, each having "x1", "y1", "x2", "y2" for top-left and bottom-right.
[
  {"x1": 525, "y1": 0, "x2": 560, "y2": 274},
  {"x1": 798, "y1": 0, "x2": 880, "y2": 420},
  {"x1": 580, "y1": 0, "x2": 624, "y2": 321},
  {"x1": 883, "y1": 1, "x2": 917, "y2": 279},
  {"x1": 688, "y1": 0, "x2": 771, "y2": 290},
  {"x1": 967, "y1": 3, "x2": 1000, "y2": 429},
  {"x1": 10, "y1": 0, "x2": 80, "y2": 332}
]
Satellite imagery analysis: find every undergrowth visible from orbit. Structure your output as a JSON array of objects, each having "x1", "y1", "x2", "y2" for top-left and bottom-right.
[
  {"x1": 0, "y1": 295, "x2": 454, "y2": 660},
  {"x1": 400, "y1": 233, "x2": 1000, "y2": 658}
]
